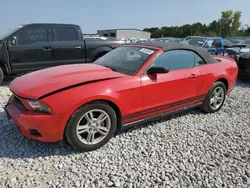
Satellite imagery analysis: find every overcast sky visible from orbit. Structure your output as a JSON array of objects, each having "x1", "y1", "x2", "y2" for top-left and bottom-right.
[{"x1": 0, "y1": 0, "x2": 250, "y2": 35}]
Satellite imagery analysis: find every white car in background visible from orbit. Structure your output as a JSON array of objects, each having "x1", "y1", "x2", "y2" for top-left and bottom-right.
[{"x1": 239, "y1": 45, "x2": 250, "y2": 53}]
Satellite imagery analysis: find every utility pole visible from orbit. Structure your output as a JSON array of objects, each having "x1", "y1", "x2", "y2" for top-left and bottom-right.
[{"x1": 219, "y1": 19, "x2": 222, "y2": 37}]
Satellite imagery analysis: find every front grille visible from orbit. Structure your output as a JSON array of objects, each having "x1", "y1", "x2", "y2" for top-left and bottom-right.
[{"x1": 13, "y1": 95, "x2": 27, "y2": 111}]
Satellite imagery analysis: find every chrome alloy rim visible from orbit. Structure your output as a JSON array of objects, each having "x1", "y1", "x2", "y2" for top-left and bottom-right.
[
  {"x1": 76, "y1": 109, "x2": 111, "y2": 145},
  {"x1": 210, "y1": 87, "x2": 225, "y2": 110}
]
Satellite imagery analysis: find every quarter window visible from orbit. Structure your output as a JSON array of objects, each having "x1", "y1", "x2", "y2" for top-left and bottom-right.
[
  {"x1": 54, "y1": 26, "x2": 78, "y2": 41},
  {"x1": 151, "y1": 50, "x2": 195, "y2": 71},
  {"x1": 194, "y1": 53, "x2": 206, "y2": 66},
  {"x1": 16, "y1": 27, "x2": 48, "y2": 45}
]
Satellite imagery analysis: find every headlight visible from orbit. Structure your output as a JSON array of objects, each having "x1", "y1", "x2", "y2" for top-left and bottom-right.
[{"x1": 26, "y1": 100, "x2": 51, "y2": 114}]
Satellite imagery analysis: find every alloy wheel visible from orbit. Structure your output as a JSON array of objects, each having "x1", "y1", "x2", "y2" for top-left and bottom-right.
[
  {"x1": 76, "y1": 109, "x2": 111, "y2": 145},
  {"x1": 210, "y1": 87, "x2": 225, "y2": 110}
]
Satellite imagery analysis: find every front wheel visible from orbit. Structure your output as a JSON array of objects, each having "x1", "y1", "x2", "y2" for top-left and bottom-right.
[
  {"x1": 201, "y1": 81, "x2": 226, "y2": 113},
  {"x1": 64, "y1": 102, "x2": 117, "y2": 151}
]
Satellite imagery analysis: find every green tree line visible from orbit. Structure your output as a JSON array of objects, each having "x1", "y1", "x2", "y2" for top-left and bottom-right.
[{"x1": 143, "y1": 10, "x2": 250, "y2": 38}]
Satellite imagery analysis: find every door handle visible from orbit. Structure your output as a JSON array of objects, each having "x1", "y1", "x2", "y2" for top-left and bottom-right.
[
  {"x1": 75, "y1": 46, "x2": 82, "y2": 49},
  {"x1": 189, "y1": 74, "x2": 197, "y2": 79}
]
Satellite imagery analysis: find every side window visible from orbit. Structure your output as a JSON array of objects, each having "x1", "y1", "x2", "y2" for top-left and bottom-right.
[
  {"x1": 151, "y1": 50, "x2": 195, "y2": 71},
  {"x1": 16, "y1": 27, "x2": 48, "y2": 45},
  {"x1": 54, "y1": 26, "x2": 78, "y2": 41},
  {"x1": 204, "y1": 39, "x2": 214, "y2": 48},
  {"x1": 213, "y1": 39, "x2": 222, "y2": 48},
  {"x1": 194, "y1": 53, "x2": 206, "y2": 66}
]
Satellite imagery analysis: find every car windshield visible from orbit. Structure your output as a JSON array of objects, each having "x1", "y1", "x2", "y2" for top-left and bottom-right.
[
  {"x1": 0, "y1": 25, "x2": 23, "y2": 40},
  {"x1": 94, "y1": 46, "x2": 156, "y2": 75}
]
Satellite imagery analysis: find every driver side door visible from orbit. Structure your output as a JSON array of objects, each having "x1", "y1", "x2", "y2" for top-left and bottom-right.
[
  {"x1": 8, "y1": 25, "x2": 52, "y2": 73},
  {"x1": 140, "y1": 50, "x2": 203, "y2": 119}
]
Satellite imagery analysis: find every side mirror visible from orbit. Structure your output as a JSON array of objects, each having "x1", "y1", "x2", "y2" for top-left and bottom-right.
[
  {"x1": 9, "y1": 37, "x2": 17, "y2": 46},
  {"x1": 147, "y1": 66, "x2": 169, "y2": 74}
]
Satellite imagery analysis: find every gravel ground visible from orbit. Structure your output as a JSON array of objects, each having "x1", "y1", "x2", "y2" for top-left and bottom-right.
[{"x1": 0, "y1": 79, "x2": 250, "y2": 188}]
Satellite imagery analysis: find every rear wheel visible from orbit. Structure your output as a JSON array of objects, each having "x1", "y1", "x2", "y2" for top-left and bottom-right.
[
  {"x1": 64, "y1": 102, "x2": 117, "y2": 151},
  {"x1": 0, "y1": 67, "x2": 4, "y2": 85},
  {"x1": 94, "y1": 52, "x2": 108, "y2": 62},
  {"x1": 201, "y1": 81, "x2": 226, "y2": 113}
]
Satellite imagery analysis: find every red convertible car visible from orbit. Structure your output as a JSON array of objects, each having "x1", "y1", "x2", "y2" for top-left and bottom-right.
[{"x1": 5, "y1": 42, "x2": 238, "y2": 151}]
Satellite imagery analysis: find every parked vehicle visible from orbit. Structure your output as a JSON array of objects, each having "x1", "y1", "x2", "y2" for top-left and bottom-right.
[
  {"x1": 5, "y1": 42, "x2": 238, "y2": 151},
  {"x1": 237, "y1": 52, "x2": 250, "y2": 80},
  {"x1": 136, "y1": 39, "x2": 149, "y2": 43},
  {"x1": 180, "y1": 37, "x2": 225, "y2": 55},
  {"x1": 84, "y1": 36, "x2": 108, "y2": 41},
  {"x1": 239, "y1": 45, "x2": 250, "y2": 54},
  {"x1": 128, "y1": 38, "x2": 138, "y2": 43},
  {"x1": 222, "y1": 38, "x2": 232, "y2": 46},
  {"x1": 182, "y1": 36, "x2": 202, "y2": 41},
  {"x1": 223, "y1": 40, "x2": 250, "y2": 61},
  {"x1": 223, "y1": 47, "x2": 240, "y2": 61},
  {"x1": 153, "y1": 37, "x2": 182, "y2": 43},
  {"x1": 0, "y1": 23, "x2": 125, "y2": 84},
  {"x1": 229, "y1": 39, "x2": 250, "y2": 47},
  {"x1": 120, "y1": 38, "x2": 131, "y2": 43}
]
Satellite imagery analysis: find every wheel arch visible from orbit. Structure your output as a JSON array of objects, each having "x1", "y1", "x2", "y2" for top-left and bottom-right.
[
  {"x1": 63, "y1": 97, "x2": 123, "y2": 138},
  {"x1": 92, "y1": 46, "x2": 112, "y2": 61},
  {"x1": 215, "y1": 77, "x2": 229, "y2": 91},
  {"x1": 86, "y1": 99, "x2": 122, "y2": 132}
]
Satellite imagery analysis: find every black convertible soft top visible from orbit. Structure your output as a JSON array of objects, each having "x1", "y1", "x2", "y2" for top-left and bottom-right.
[{"x1": 126, "y1": 41, "x2": 219, "y2": 64}]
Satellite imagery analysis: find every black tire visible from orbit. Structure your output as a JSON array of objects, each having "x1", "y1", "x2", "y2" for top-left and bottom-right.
[
  {"x1": 201, "y1": 81, "x2": 226, "y2": 113},
  {"x1": 94, "y1": 52, "x2": 108, "y2": 62},
  {"x1": 64, "y1": 101, "x2": 117, "y2": 152},
  {"x1": 0, "y1": 67, "x2": 4, "y2": 85}
]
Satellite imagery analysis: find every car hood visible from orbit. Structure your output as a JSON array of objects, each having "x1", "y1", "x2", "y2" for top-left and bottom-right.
[
  {"x1": 9, "y1": 64, "x2": 126, "y2": 99},
  {"x1": 226, "y1": 47, "x2": 240, "y2": 52}
]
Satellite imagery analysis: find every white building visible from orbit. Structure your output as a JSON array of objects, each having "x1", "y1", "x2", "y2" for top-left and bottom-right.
[{"x1": 97, "y1": 28, "x2": 151, "y2": 40}]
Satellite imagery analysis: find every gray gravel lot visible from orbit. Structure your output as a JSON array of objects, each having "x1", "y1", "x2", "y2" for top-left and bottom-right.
[{"x1": 0, "y1": 79, "x2": 250, "y2": 188}]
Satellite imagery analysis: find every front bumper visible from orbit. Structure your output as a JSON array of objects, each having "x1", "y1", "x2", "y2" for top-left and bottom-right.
[{"x1": 4, "y1": 103, "x2": 64, "y2": 143}]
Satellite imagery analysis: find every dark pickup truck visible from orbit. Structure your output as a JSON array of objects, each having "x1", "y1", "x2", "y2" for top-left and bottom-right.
[{"x1": 0, "y1": 23, "x2": 125, "y2": 84}]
